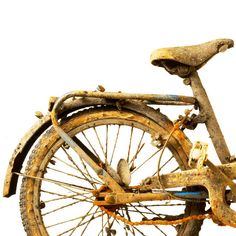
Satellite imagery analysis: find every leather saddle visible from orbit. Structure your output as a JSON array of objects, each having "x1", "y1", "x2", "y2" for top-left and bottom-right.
[{"x1": 150, "y1": 39, "x2": 234, "y2": 78}]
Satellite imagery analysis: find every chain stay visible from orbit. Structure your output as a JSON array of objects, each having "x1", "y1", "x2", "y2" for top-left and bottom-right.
[{"x1": 93, "y1": 184, "x2": 211, "y2": 227}]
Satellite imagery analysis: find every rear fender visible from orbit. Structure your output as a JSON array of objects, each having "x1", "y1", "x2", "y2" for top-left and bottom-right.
[{"x1": 3, "y1": 97, "x2": 191, "y2": 197}]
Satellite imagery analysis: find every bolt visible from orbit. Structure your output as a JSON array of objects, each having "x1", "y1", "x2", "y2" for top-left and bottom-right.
[
  {"x1": 97, "y1": 85, "x2": 105, "y2": 92},
  {"x1": 48, "y1": 96, "x2": 58, "y2": 111},
  {"x1": 183, "y1": 78, "x2": 191, "y2": 85},
  {"x1": 35, "y1": 111, "x2": 44, "y2": 119},
  {"x1": 105, "y1": 194, "x2": 116, "y2": 204}
]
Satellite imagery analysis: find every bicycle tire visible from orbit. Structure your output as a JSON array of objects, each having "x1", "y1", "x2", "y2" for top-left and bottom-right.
[{"x1": 20, "y1": 107, "x2": 205, "y2": 236}]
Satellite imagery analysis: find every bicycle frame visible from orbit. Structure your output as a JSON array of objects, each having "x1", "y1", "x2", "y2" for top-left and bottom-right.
[
  {"x1": 5, "y1": 38, "x2": 236, "y2": 236},
  {"x1": 3, "y1": 68, "x2": 236, "y2": 227},
  {"x1": 50, "y1": 71, "x2": 231, "y2": 166},
  {"x1": 189, "y1": 71, "x2": 231, "y2": 163},
  {"x1": 49, "y1": 70, "x2": 236, "y2": 227}
]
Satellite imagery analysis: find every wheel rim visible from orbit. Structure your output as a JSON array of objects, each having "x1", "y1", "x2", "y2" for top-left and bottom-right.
[{"x1": 21, "y1": 110, "x2": 197, "y2": 236}]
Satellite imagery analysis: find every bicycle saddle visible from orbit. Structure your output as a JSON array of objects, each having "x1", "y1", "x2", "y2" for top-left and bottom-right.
[{"x1": 150, "y1": 38, "x2": 234, "y2": 77}]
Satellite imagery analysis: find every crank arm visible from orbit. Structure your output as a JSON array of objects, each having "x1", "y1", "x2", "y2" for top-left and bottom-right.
[{"x1": 143, "y1": 162, "x2": 236, "y2": 226}]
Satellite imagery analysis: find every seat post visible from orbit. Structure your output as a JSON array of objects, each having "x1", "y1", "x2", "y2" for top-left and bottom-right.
[{"x1": 189, "y1": 71, "x2": 231, "y2": 164}]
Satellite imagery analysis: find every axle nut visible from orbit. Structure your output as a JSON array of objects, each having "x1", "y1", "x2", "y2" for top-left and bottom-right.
[{"x1": 105, "y1": 194, "x2": 116, "y2": 204}]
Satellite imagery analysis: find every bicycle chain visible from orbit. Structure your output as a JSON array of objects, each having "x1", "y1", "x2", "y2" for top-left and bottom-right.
[
  {"x1": 98, "y1": 202, "x2": 236, "y2": 228},
  {"x1": 98, "y1": 205, "x2": 212, "y2": 226}
]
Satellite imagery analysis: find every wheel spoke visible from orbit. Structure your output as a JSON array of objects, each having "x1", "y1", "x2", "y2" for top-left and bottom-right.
[
  {"x1": 124, "y1": 206, "x2": 137, "y2": 235},
  {"x1": 93, "y1": 126, "x2": 106, "y2": 158},
  {"x1": 171, "y1": 166, "x2": 180, "y2": 173},
  {"x1": 126, "y1": 209, "x2": 158, "y2": 215},
  {"x1": 127, "y1": 126, "x2": 134, "y2": 163},
  {"x1": 41, "y1": 189, "x2": 88, "y2": 198},
  {"x1": 53, "y1": 155, "x2": 96, "y2": 184},
  {"x1": 51, "y1": 156, "x2": 101, "y2": 189},
  {"x1": 74, "y1": 136, "x2": 101, "y2": 189},
  {"x1": 98, "y1": 215, "x2": 116, "y2": 236},
  {"x1": 15, "y1": 172, "x2": 92, "y2": 193},
  {"x1": 159, "y1": 155, "x2": 174, "y2": 172},
  {"x1": 139, "y1": 202, "x2": 164, "y2": 221},
  {"x1": 110, "y1": 125, "x2": 120, "y2": 165},
  {"x1": 121, "y1": 209, "x2": 135, "y2": 235},
  {"x1": 106, "y1": 215, "x2": 116, "y2": 235},
  {"x1": 124, "y1": 205, "x2": 132, "y2": 222},
  {"x1": 56, "y1": 210, "x2": 103, "y2": 236},
  {"x1": 120, "y1": 209, "x2": 129, "y2": 236},
  {"x1": 129, "y1": 143, "x2": 145, "y2": 170},
  {"x1": 81, "y1": 131, "x2": 100, "y2": 158},
  {"x1": 42, "y1": 200, "x2": 81, "y2": 216},
  {"x1": 102, "y1": 211, "x2": 104, "y2": 236},
  {"x1": 152, "y1": 154, "x2": 177, "y2": 176},
  {"x1": 80, "y1": 207, "x2": 100, "y2": 236},
  {"x1": 43, "y1": 192, "x2": 91, "y2": 203},
  {"x1": 46, "y1": 166, "x2": 101, "y2": 185},
  {"x1": 105, "y1": 125, "x2": 109, "y2": 163},
  {"x1": 61, "y1": 147, "x2": 97, "y2": 189},
  {"x1": 129, "y1": 204, "x2": 167, "y2": 236},
  {"x1": 129, "y1": 130, "x2": 145, "y2": 166},
  {"x1": 61, "y1": 147, "x2": 81, "y2": 171},
  {"x1": 131, "y1": 148, "x2": 161, "y2": 174},
  {"x1": 46, "y1": 210, "x2": 101, "y2": 229},
  {"x1": 53, "y1": 155, "x2": 79, "y2": 172},
  {"x1": 131, "y1": 226, "x2": 146, "y2": 236},
  {"x1": 68, "y1": 204, "x2": 95, "y2": 236}
]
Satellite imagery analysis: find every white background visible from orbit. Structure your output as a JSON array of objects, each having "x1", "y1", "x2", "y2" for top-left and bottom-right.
[{"x1": 1, "y1": 0, "x2": 236, "y2": 235}]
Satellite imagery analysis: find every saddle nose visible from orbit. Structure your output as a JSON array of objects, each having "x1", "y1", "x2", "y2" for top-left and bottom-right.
[{"x1": 150, "y1": 39, "x2": 234, "y2": 77}]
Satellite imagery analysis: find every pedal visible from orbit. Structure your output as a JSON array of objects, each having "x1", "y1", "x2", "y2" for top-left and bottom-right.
[{"x1": 189, "y1": 141, "x2": 208, "y2": 169}]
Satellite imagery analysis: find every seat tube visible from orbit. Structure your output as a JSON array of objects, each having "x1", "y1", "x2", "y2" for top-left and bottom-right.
[{"x1": 189, "y1": 71, "x2": 230, "y2": 164}]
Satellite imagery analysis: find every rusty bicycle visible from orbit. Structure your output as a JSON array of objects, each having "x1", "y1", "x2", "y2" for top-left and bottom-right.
[{"x1": 3, "y1": 39, "x2": 236, "y2": 235}]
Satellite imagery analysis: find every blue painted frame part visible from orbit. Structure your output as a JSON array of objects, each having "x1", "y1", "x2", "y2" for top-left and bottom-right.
[{"x1": 173, "y1": 191, "x2": 208, "y2": 199}]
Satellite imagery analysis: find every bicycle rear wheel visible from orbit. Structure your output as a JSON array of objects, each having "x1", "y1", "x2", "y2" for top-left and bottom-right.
[{"x1": 20, "y1": 107, "x2": 205, "y2": 235}]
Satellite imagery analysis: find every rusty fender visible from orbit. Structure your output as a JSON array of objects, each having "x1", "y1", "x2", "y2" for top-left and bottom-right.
[{"x1": 3, "y1": 95, "x2": 192, "y2": 197}]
